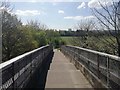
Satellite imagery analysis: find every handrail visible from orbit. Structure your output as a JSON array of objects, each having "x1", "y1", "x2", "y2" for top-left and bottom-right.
[
  {"x1": 0, "y1": 45, "x2": 53, "y2": 89},
  {"x1": 0, "y1": 45, "x2": 49, "y2": 69},
  {"x1": 66, "y1": 45, "x2": 120, "y2": 61},
  {"x1": 61, "y1": 45, "x2": 120, "y2": 89}
]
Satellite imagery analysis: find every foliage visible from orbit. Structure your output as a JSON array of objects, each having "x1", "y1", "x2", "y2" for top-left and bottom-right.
[
  {"x1": 45, "y1": 30, "x2": 65, "y2": 48},
  {"x1": 2, "y1": 11, "x2": 65, "y2": 61},
  {"x1": 1, "y1": 3, "x2": 65, "y2": 62},
  {"x1": 61, "y1": 36, "x2": 117, "y2": 56},
  {"x1": 92, "y1": 1, "x2": 120, "y2": 56},
  {"x1": 2, "y1": 10, "x2": 22, "y2": 61}
]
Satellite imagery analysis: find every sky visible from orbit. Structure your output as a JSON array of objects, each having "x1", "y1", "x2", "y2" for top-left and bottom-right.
[{"x1": 2, "y1": 0, "x2": 119, "y2": 30}]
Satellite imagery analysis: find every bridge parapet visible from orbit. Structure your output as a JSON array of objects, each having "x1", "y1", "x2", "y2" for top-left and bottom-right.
[
  {"x1": 61, "y1": 45, "x2": 120, "y2": 89},
  {"x1": 0, "y1": 45, "x2": 53, "y2": 89}
]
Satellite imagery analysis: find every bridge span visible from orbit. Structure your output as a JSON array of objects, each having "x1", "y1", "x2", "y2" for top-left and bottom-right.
[
  {"x1": 0, "y1": 45, "x2": 120, "y2": 89},
  {"x1": 45, "y1": 49, "x2": 92, "y2": 88}
]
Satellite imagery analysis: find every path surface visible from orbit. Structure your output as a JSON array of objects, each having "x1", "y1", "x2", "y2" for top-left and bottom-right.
[{"x1": 45, "y1": 49, "x2": 92, "y2": 88}]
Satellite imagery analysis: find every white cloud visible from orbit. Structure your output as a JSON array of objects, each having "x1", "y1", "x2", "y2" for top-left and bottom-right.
[
  {"x1": 88, "y1": 0, "x2": 118, "y2": 9},
  {"x1": 7, "y1": 0, "x2": 91, "y2": 2},
  {"x1": 15, "y1": 10, "x2": 41, "y2": 16},
  {"x1": 0, "y1": 7, "x2": 5, "y2": 10},
  {"x1": 29, "y1": 0, "x2": 37, "y2": 3},
  {"x1": 64, "y1": 15, "x2": 95, "y2": 21},
  {"x1": 0, "y1": 7, "x2": 13, "y2": 14},
  {"x1": 52, "y1": 2, "x2": 57, "y2": 6},
  {"x1": 58, "y1": 10, "x2": 64, "y2": 14},
  {"x1": 3, "y1": 0, "x2": 119, "y2": 2},
  {"x1": 77, "y1": 2, "x2": 86, "y2": 9}
]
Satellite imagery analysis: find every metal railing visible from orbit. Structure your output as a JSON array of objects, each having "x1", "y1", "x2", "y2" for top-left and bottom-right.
[
  {"x1": 61, "y1": 45, "x2": 120, "y2": 89},
  {"x1": 0, "y1": 45, "x2": 53, "y2": 89}
]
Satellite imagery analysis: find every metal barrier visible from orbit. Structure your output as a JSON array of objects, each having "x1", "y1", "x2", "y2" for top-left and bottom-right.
[
  {"x1": 0, "y1": 45, "x2": 53, "y2": 89},
  {"x1": 61, "y1": 45, "x2": 120, "y2": 89}
]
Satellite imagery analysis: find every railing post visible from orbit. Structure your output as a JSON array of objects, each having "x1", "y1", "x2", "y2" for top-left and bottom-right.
[
  {"x1": 30, "y1": 53, "x2": 33, "y2": 75},
  {"x1": 12, "y1": 63, "x2": 15, "y2": 90},
  {"x1": 107, "y1": 57, "x2": 110, "y2": 89},
  {"x1": 97, "y1": 54, "x2": 100, "y2": 79}
]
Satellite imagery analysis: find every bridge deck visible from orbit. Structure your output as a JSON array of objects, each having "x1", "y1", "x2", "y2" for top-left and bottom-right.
[{"x1": 45, "y1": 49, "x2": 92, "y2": 88}]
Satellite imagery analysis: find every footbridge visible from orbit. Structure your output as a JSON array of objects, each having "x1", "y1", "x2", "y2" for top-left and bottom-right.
[{"x1": 0, "y1": 45, "x2": 120, "y2": 89}]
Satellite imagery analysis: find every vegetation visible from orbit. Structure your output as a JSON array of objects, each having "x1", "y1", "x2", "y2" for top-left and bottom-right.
[
  {"x1": 92, "y1": 1, "x2": 120, "y2": 56},
  {"x1": 1, "y1": 1, "x2": 120, "y2": 62},
  {"x1": 1, "y1": 2, "x2": 65, "y2": 62},
  {"x1": 62, "y1": 36, "x2": 117, "y2": 55},
  {"x1": 68, "y1": 1, "x2": 120, "y2": 57}
]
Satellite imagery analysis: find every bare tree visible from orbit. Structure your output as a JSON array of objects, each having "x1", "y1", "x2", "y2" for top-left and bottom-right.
[
  {"x1": 27, "y1": 20, "x2": 48, "y2": 30},
  {"x1": 92, "y1": 1, "x2": 120, "y2": 56},
  {"x1": 75, "y1": 19, "x2": 96, "y2": 48},
  {"x1": 76, "y1": 19, "x2": 95, "y2": 31}
]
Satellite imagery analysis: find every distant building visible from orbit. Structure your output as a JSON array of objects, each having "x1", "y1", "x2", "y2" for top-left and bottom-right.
[{"x1": 68, "y1": 28, "x2": 72, "y2": 31}]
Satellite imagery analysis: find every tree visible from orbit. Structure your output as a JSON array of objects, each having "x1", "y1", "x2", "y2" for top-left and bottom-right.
[
  {"x1": 45, "y1": 29, "x2": 64, "y2": 48},
  {"x1": 34, "y1": 30, "x2": 47, "y2": 47},
  {"x1": 27, "y1": 20, "x2": 48, "y2": 30},
  {"x1": 1, "y1": 2, "x2": 23, "y2": 61},
  {"x1": 1, "y1": 2, "x2": 39, "y2": 61},
  {"x1": 75, "y1": 19, "x2": 95, "y2": 48},
  {"x1": 92, "y1": 1, "x2": 120, "y2": 56}
]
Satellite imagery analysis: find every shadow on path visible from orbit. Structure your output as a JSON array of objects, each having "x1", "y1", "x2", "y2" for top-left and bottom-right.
[{"x1": 25, "y1": 51, "x2": 54, "y2": 89}]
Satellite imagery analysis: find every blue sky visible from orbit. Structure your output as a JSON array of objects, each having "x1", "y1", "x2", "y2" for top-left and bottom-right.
[{"x1": 8, "y1": 0, "x2": 117, "y2": 30}]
